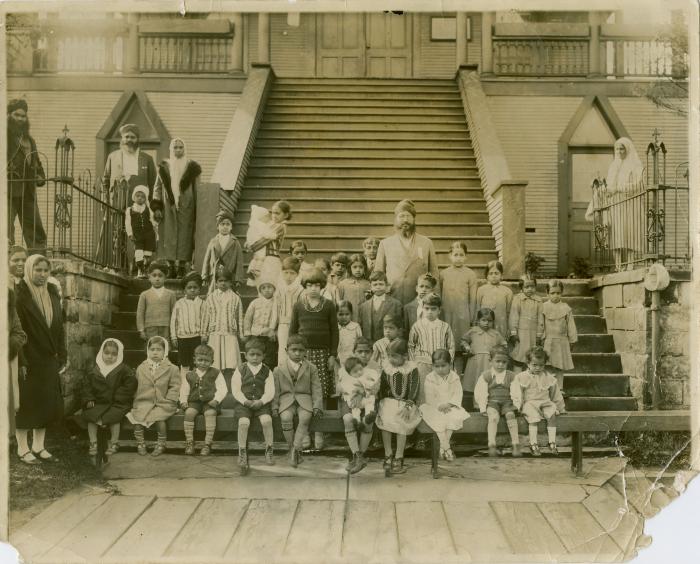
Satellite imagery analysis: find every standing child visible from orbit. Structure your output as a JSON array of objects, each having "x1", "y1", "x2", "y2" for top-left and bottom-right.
[
  {"x1": 358, "y1": 271, "x2": 402, "y2": 344},
  {"x1": 338, "y1": 254, "x2": 371, "y2": 322},
  {"x1": 330, "y1": 252, "x2": 349, "y2": 284},
  {"x1": 170, "y1": 272, "x2": 204, "y2": 373},
  {"x1": 272, "y1": 335, "x2": 323, "y2": 467},
  {"x1": 336, "y1": 300, "x2": 362, "y2": 369},
  {"x1": 419, "y1": 349, "x2": 469, "y2": 461},
  {"x1": 408, "y1": 293, "x2": 455, "y2": 401},
  {"x1": 372, "y1": 314, "x2": 403, "y2": 367},
  {"x1": 82, "y1": 339, "x2": 136, "y2": 459},
  {"x1": 511, "y1": 346, "x2": 566, "y2": 456},
  {"x1": 276, "y1": 257, "x2": 303, "y2": 365},
  {"x1": 201, "y1": 269, "x2": 245, "y2": 373},
  {"x1": 127, "y1": 336, "x2": 180, "y2": 456},
  {"x1": 202, "y1": 212, "x2": 245, "y2": 294},
  {"x1": 541, "y1": 279, "x2": 578, "y2": 390},
  {"x1": 440, "y1": 241, "x2": 478, "y2": 373},
  {"x1": 339, "y1": 356, "x2": 380, "y2": 474},
  {"x1": 289, "y1": 240, "x2": 315, "y2": 283},
  {"x1": 475, "y1": 260, "x2": 513, "y2": 339},
  {"x1": 136, "y1": 261, "x2": 177, "y2": 341},
  {"x1": 232, "y1": 338, "x2": 277, "y2": 474},
  {"x1": 474, "y1": 345, "x2": 521, "y2": 457},
  {"x1": 179, "y1": 344, "x2": 227, "y2": 456},
  {"x1": 461, "y1": 308, "x2": 507, "y2": 410},
  {"x1": 376, "y1": 339, "x2": 421, "y2": 476},
  {"x1": 125, "y1": 186, "x2": 157, "y2": 278},
  {"x1": 246, "y1": 200, "x2": 292, "y2": 288},
  {"x1": 314, "y1": 258, "x2": 338, "y2": 304},
  {"x1": 403, "y1": 273, "x2": 439, "y2": 337},
  {"x1": 362, "y1": 237, "x2": 380, "y2": 273},
  {"x1": 244, "y1": 276, "x2": 279, "y2": 369},
  {"x1": 509, "y1": 275, "x2": 543, "y2": 370}
]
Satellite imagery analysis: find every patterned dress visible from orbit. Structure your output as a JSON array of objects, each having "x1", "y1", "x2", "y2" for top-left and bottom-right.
[
  {"x1": 201, "y1": 289, "x2": 244, "y2": 370},
  {"x1": 376, "y1": 360, "x2": 421, "y2": 435}
]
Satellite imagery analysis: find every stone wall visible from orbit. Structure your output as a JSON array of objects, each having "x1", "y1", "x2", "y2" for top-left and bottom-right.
[
  {"x1": 49, "y1": 259, "x2": 128, "y2": 414},
  {"x1": 591, "y1": 269, "x2": 691, "y2": 409}
]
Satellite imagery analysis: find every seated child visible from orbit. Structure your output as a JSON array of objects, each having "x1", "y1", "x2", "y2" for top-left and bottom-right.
[
  {"x1": 353, "y1": 336, "x2": 380, "y2": 372},
  {"x1": 419, "y1": 349, "x2": 469, "y2": 462},
  {"x1": 125, "y1": 185, "x2": 157, "y2": 279},
  {"x1": 272, "y1": 335, "x2": 323, "y2": 468},
  {"x1": 376, "y1": 339, "x2": 421, "y2": 477},
  {"x1": 244, "y1": 276, "x2": 279, "y2": 369},
  {"x1": 127, "y1": 336, "x2": 181, "y2": 456},
  {"x1": 179, "y1": 344, "x2": 227, "y2": 456},
  {"x1": 339, "y1": 356, "x2": 380, "y2": 474},
  {"x1": 136, "y1": 261, "x2": 177, "y2": 341},
  {"x1": 358, "y1": 271, "x2": 402, "y2": 344},
  {"x1": 403, "y1": 273, "x2": 439, "y2": 337},
  {"x1": 170, "y1": 272, "x2": 204, "y2": 373},
  {"x1": 362, "y1": 236, "x2": 380, "y2": 273},
  {"x1": 82, "y1": 339, "x2": 136, "y2": 459},
  {"x1": 510, "y1": 346, "x2": 566, "y2": 456},
  {"x1": 474, "y1": 345, "x2": 521, "y2": 457},
  {"x1": 232, "y1": 338, "x2": 277, "y2": 475},
  {"x1": 290, "y1": 240, "x2": 314, "y2": 282},
  {"x1": 372, "y1": 314, "x2": 402, "y2": 366}
]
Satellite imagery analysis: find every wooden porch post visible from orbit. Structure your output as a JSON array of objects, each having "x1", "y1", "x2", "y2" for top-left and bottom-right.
[
  {"x1": 125, "y1": 13, "x2": 140, "y2": 74},
  {"x1": 481, "y1": 12, "x2": 494, "y2": 75},
  {"x1": 614, "y1": 11, "x2": 624, "y2": 78},
  {"x1": 257, "y1": 13, "x2": 270, "y2": 65},
  {"x1": 456, "y1": 13, "x2": 469, "y2": 68},
  {"x1": 231, "y1": 13, "x2": 243, "y2": 72},
  {"x1": 588, "y1": 12, "x2": 602, "y2": 77}
]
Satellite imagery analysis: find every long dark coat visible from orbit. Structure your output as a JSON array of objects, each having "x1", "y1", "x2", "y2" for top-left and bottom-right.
[
  {"x1": 14, "y1": 280, "x2": 66, "y2": 429},
  {"x1": 81, "y1": 363, "x2": 137, "y2": 425}
]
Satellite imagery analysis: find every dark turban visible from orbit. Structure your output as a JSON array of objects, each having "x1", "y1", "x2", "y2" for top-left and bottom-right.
[
  {"x1": 119, "y1": 123, "x2": 140, "y2": 137},
  {"x1": 394, "y1": 199, "x2": 416, "y2": 217},
  {"x1": 7, "y1": 99, "x2": 28, "y2": 114},
  {"x1": 217, "y1": 211, "x2": 235, "y2": 224}
]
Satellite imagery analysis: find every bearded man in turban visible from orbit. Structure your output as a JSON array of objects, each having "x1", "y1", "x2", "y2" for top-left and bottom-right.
[
  {"x1": 7, "y1": 99, "x2": 47, "y2": 251},
  {"x1": 374, "y1": 199, "x2": 439, "y2": 305},
  {"x1": 100, "y1": 123, "x2": 157, "y2": 210}
]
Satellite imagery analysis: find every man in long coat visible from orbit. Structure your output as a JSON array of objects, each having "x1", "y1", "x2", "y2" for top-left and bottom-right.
[{"x1": 374, "y1": 199, "x2": 439, "y2": 305}]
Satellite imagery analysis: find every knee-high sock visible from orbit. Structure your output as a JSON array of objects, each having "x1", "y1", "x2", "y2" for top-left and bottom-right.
[
  {"x1": 487, "y1": 417, "x2": 498, "y2": 446},
  {"x1": 259, "y1": 415, "x2": 274, "y2": 446},
  {"x1": 16, "y1": 429, "x2": 29, "y2": 454},
  {"x1": 381, "y1": 430, "x2": 393, "y2": 457},
  {"x1": 204, "y1": 412, "x2": 217, "y2": 444},
  {"x1": 134, "y1": 425, "x2": 145, "y2": 444},
  {"x1": 547, "y1": 426, "x2": 557, "y2": 444},
  {"x1": 33, "y1": 428, "x2": 46, "y2": 452},
  {"x1": 237, "y1": 418, "x2": 250, "y2": 449},
  {"x1": 156, "y1": 421, "x2": 166, "y2": 444},
  {"x1": 87, "y1": 423, "x2": 98, "y2": 443},
  {"x1": 109, "y1": 423, "x2": 120, "y2": 443},
  {"x1": 528, "y1": 424, "x2": 538, "y2": 446},
  {"x1": 345, "y1": 432, "x2": 359, "y2": 453},
  {"x1": 395, "y1": 434, "x2": 407, "y2": 458},
  {"x1": 359, "y1": 432, "x2": 372, "y2": 454},
  {"x1": 436, "y1": 431, "x2": 449, "y2": 450},
  {"x1": 506, "y1": 417, "x2": 520, "y2": 445},
  {"x1": 184, "y1": 421, "x2": 195, "y2": 443}
]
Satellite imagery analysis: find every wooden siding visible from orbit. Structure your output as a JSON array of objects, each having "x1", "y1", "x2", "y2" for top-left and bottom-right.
[
  {"x1": 146, "y1": 92, "x2": 240, "y2": 182},
  {"x1": 414, "y1": 13, "x2": 481, "y2": 78},
  {"x1": 271, "y1": 14, "x2": 316, "y2": 77},
  {"x1": 487, "y1": 96, "x2": 584, "y2": 274},
  {"x1": 245, "y1": 14, "x2": 258, "y2": 72}
]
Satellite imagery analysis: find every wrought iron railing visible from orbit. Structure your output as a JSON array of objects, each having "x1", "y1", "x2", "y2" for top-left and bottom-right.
[
  {"x1": 7, "y1": 128, "x2": 127, "y2": 271},
  {"x1": 590, "y1": 135, "x2": 690, "y2": 273}
]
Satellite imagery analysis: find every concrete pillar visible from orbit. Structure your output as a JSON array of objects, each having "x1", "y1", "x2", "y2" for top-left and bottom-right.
[
  {"x1": 125, "y1": 13, "x2": 140, "y2": 74},
  {"x1": 500, "y1": 180, "x2": 527, "y2": 279},
  {"x1": 481, "y1": 12, "x2": 494, "y2": 75},
  {"x1": 456, "y1": 13, "x2": 469, "y2": 68},
  {"x1": 588, "y1": 12, "x2": 602, "y2": 77},
  {"x1": 257, "y1": 13, "x2": 270, "y2": 65},
  {"x1": 230, "y1": 13, "x2": 243, "y2": 72}
]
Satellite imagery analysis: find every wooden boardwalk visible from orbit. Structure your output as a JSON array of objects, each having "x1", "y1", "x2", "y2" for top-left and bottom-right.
[{"x1": 10, "y1": 454, "x2": 677, "y2": 563}]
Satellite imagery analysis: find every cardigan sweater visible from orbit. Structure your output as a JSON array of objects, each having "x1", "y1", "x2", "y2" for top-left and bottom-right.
[
  {"x1": 289, "y1": 297, "x2": 339, "y2": 356},
  {"x1": 136, "y1": 287, "x2": 177, "y2": 332}
]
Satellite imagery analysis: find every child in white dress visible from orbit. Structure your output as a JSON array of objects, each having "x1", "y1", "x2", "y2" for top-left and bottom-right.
[
  {"x1": 419, "y1": 349, "x2": 469, "y2": 462},
  {"x1": 201, "y1": 269, "x2": 244, "y2": 372},
  {"x1": 510, "y1": 346, "x2": 566, "y2": 456}
]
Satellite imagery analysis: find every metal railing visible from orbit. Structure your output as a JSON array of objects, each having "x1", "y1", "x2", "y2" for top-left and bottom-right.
[
  {"x1": 7, "y1": 128, "x2": 127, "y2": 271},
  {"x1": 591, "y1": 135, "x2": 690, "y2": 273}
]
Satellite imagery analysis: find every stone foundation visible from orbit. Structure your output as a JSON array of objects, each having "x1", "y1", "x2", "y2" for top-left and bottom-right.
[
  {"x1": 590, "y1": 269, "x2": 690, "y2": 409},
  {"x1": 49, "y1": 259, "x2": 128, "y2": 414}
]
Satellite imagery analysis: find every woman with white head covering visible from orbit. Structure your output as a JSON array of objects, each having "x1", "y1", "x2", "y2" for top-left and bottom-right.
[
  {"x1": 154, "y1": 138, "x2": 202, "y2": 278},
  {"x1": 14, "y1": 254, "x2": 66, "y2": 464},
  {"x1": 81, "y1": 339, "x2": 137, "y2": 459}
]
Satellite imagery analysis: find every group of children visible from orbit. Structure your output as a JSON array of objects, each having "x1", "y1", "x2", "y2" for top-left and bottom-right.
[{"x1": 83, "y1": 197, "x2": 579, "y2": 475}]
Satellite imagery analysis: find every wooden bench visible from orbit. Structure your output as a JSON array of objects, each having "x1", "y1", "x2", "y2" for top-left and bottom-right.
[{"x1": 93, "y1": 409, "x2": 690, "y2": 477}]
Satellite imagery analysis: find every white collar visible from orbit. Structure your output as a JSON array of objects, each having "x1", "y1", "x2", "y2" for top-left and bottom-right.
[
  {"x1": 373, "y1": 294, "x2": 386, "y2": 303},
  {"x1": 248, "y1": 363, "x2": 263, "y2": 374},
  {"x1": 287, "y1": 359, "x2": 300, "y2": 372},
  {"x1": 196, "y1": 367, "x2": 208, "y2": 377},
  {"x1": 131, "y1": 202, "x2": 146, "y2": 213}
]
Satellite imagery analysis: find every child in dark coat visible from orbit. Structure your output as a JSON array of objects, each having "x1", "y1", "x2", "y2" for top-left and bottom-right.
[{"x1": 81, "y1": 339, "x2": 136, "y2": 457}]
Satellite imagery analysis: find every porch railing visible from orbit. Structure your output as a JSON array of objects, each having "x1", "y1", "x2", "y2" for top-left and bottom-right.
[
  {"x1": 8, "y1": 129, "x2": 127, "y2": 272},
  {"x1": 493, "y1": 38, "x2": 589, "y2": 76},
  {"x1": 590, "y1": 137, "x2": 690, "y2": 273},
  {"x1": 138, "y1": 34, "x2": 232, "y2": 73}
]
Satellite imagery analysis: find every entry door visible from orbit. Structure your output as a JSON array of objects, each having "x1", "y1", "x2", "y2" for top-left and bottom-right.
[
  {"x1": 568, "y1": 150, "x2": 613, "y2": 269},
  {"x1": 317, "y1": 13, "x2": 366, "y2": 77},
  {"x1": 365, "y1": 13, "x2": 412, "y2": 78}
]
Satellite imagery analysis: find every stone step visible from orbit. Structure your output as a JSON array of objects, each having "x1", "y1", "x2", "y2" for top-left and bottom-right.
[
  {"x1": 235, "y1": 209, "x2": 489, "y2": 225},
  {"x1": 265, "y1": 105, "x2": 465, "y2": 115},
  {"x1": 255, "y1": 139, "x2": 473, "y2": 149},
  {"x1": 244, "y1": 176, "x2": 481, "y2": 188},
  {"x1": 564, "y1": 374, "x2": 631, "y2": 397},
  {"x1": 256, "y1": 130, "x2": 470, "y2": 141},
  {"x1": 249, "y1": 156, "x2": 477, "y2": 168},
  {"x1": 104, "y1": 328, "x2": 145, "y2": 349},
  {"x1": 572, "y1": 315, "x2": 606, "y2": 333},
  {"x1": 247, "y1": 165, "x2": 478, "y2": 178},
  {"x1": 266, "y1": 98, "x2": 465, "y2": 108},
  {"x1": 237, "y1": 196, "x2": 488, "y2": 212},
  {"x1": 569, "y1": 353, "x2": 623, "y2": 374},
  {"x1": 233, "y1": 221, "x2": 494, "y2": 238},
  {"x1": 265, "y1": 111, "x2": 467, "y2": 121},
  {"x1": 252, "y1": 147, "x2": 474, "y2": 158},
  {"x1": 260, "y1": 122, "x2": 468, "y2": 133},
  {"x1": 558, "y1": 296, "x2": 599, "y2": 314},
  {"x1": 574, "y1": 334, "x2": 615, "y2": 353},
  {"x1": 565, "y1": 396, "x2": 638, "y2": 411},
  {"x1": 240, "y1": 185, "x2": 484, "y2": 198}
]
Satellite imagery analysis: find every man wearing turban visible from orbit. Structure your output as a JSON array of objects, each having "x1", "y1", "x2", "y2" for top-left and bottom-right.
[
  {"x1": 374, "y1": 199, "x2": 439, "y2": 305},
  {"x1": 100, "y1": 123, "x2": 157, "y2": 210},
  {"x1": 7, "y1": 99, "x2": 47, "y2": 252}
]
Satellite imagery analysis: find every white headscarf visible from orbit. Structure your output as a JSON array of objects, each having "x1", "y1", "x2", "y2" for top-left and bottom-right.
[
  {"x1": 96, "y1": 338, "x2": 124, "y2": 377},
  {"x1": 23, "y1": 254, "x2": 53, "y2": 327},
  {"x1": 131, "y1": 185, "x2": 150, "y2": 212},
  {"x1": 606, "y1": 137, "x2": 644, "y2": 193},
  {"x1": 146, "y1": 336, "x2": 170, "y2": 371},
  {"x1": 168, "y1": 137, "x2": 188, "y2": 209}
]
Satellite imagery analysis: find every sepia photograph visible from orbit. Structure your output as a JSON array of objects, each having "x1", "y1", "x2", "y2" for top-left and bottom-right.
[{"x1": 0, "y1": 0, "x2": 697, "y2": 562}]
